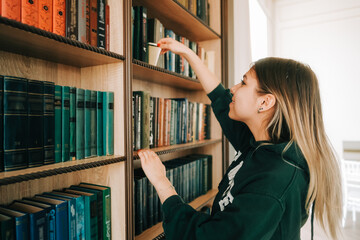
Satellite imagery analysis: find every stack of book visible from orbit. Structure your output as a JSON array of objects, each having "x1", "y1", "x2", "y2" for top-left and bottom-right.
[
  {"x1": 0, "y1": 0, "x2": 110, "y2": 49},
  {"x1": 134, "y1": 154, "x2": 212, "y2": 235},
  {"x1": 0, "y1": 75, "x2": 114, "y2": 172},
  {"x1": 176, "y1": 0, "x2": 211, "y2": 25},
  {"x1": 0, "y1": 182, "x2": 111, "y2": 240},
  {"x1": 133, "y1": 91, "x2": 211, "y2": 151}
]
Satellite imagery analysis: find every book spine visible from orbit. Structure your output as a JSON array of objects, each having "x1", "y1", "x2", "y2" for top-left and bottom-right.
[
  {"x1": 153, "y1": 97, "x2": 158, "y2": 148},
  {"x1": 132, "y1": 94, "x2": 136, "y2": 150},
  {"x1": 54, "y1": 85, "x2": 62, "y2": 163},
  {"x1": 141, "y1": 92, "x2": 150, "y2": 149},
  {"x1": 97, "y1": 91, "x2": 104, "y2": 156},
  {"x1": 66, "y1": 0, "x2": 78, "y2": 40},
  {"x1": 103, "y1": 92, "x2": 114, "y2": 155},
  {"x1": 28, "y1": 79, "x2": 44, "y2": 168},
  {"x1": 105, "y1": 4, "x2": 110, "y2": 50},
  {"x1": 149, "y1": 96, "x2": 154, "y2": 148},
  {"x1": 69, "y1": 87, "x2": 76, "y2": 159},
  {"x1": 97, "y1": 0, "x2": 105, "y2": 49},
  {"x1": 134, "y1": 93, "x2": 141, "y2": 150},
  {"x1": 78, "y1": 0, "x2": 87, "y2": 43},
  {"x1": 90, "y1": 0, "x2": 97, "y2": 47},
  {"x1": 76, "y1": 88, "x2": 85, "y2": 160},
  {"x1": 75, "y1": 196, "x2": 85, "y2": 240},
  {"x1": 0, "y1": 76, "x2": 3, "y2": 172},
  {"x1": 2, "y1": 0, "x2": 21, "y2": 21},
  {"x1": 133, "y1": 6, "x2": 140, "y2": 60},
  {"x1": 134, "y1": 178, "x2": 143, "y2": 235},
  {"x1": 53, "y1": 0, "x2": 66, "y2": 36},
  {"x1": 86, "y1": 0, "x2": 90, "y2": 44},
  {"x1": 90, "y1": 90, "x2": 97, "y2": 157},
  {"x1": 84, "y1": 89, "x2": 91, "y2": 158},
  {"x1": 38, "y1": 0, "x2": 53, "y2": 32},
  {"x1": 103, "y1": 188, "x2": 111, "y2": 240},
  {"x1": 140, "y1": 7, "x2": 147, "y2": 62},
  {"x1": 21, "y1": 0, "x2": 38, "y2": 27},
  {"x1": 61, "y1": 86, "x2": 70, "y2": 162}
]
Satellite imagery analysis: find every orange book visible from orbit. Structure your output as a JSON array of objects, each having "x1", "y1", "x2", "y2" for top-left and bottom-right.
[
  {"x1": 53, "y1": 0, "x2": 66, "y2": 36},
  {"x1": 21, "y1": 0, "x2": 39, "y2": 27},
  {"x1": 105, "y1": 3, "x2": 109, "y2": 50},
  {"x1": 39, "y1": 0, "x2": 52, "y2": 31},
  {"x1": 2, "y1": 0, "x2": 21, "y2": 21},
  {"x1": 86, "y1": 0, "x2": 90, "y2": 44},
  {"x1": 90, "y1": 0, "x2": 97, "y2": 47}
]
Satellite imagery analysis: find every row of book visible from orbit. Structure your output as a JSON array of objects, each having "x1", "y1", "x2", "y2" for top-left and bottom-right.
[
  {"x1": 0, "y1": 182, "x2": 111, "y2": 240},
  {"x1": 177, "y1": 0, "x2": 211, "y2": 25},
  {"x1": 0, "y1": 0, "x2": 110, "y2": 50},
  {"x1": 0, "y1": 75, "x2": 114, "y2": 172},
  {"x1": 134, "y1": 153, "x2": 212, "y2": 235},
  {"x1": 133, "y1": 91, "x2": 211, "y2": 151}
]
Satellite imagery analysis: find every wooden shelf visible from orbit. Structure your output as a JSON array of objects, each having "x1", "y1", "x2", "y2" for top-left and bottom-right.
[
  {"x1": 133, "y1": 59, "x2": 203, "y2": 90},
  {"x1": 135, "y1": 189, "x2": 218, "y2": 240},
  {"x1": 133, "y1": 0, "x2": 220, "y2": 42},
  {"x1": 0, "y1": 155, "x2": 126, "y2": 186},
  {"x1": 0, "y1": 17, "x2": 125, "y2": 68},
  {"x1": 133, "y1": 139, "x2": 222, "y2": 159}
]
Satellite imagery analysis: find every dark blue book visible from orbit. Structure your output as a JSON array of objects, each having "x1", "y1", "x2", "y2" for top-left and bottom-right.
[
  {"x1": 27, "y1": 196, "x2": 68, "y2": 240},
  {"x1": 134, "y1": 169, "x2": 148, "y2": 231},
  {"x1": 133, "y1": 176, "x2": 143, "y2": 235},
  {"x1": 54, "y1": 85, "x2": 62, "y2": 163},
  {"x1": 27, "y1": 79, "x2": 44, "y2": 168},
  {"x1": 8, "y1": 201, "x2": 47, "y2": 240},
  {"x1": 0, "y1": 76, "x2": 3, "y2": 172},
  {"x1": 84, "y1": 90, "x2": 91, "y2": 158},
  {"x1": 0, "y1": 213, "x2": 15, "y2": 240},
  {"x1": 43, "y1": 81, "x2": 55, "y2": 165},
  {"x1": 0, "y1": 206, "x2": 29, "y2": 240},
  {"x1": 76, "y1": 89, "x2": 85, "y2": 160},
  {"x1": 103, "y1": 92, "x2": 114, "y2": 155},
  {"x1": 3, "y1": 76, "x2": 28, "y2": 171},
  {"x1": 90, "y1": 91, "x2": 97, "y2": 157},
  {"x1": 96, "y1": 91, "x2": 104, "y2": 156},
  {"x1": 69, "y1": 87, "x2": 76, "y2": 160},
  {"x1": 62, "y1": 86, "x2": 70, "y2": 162}
]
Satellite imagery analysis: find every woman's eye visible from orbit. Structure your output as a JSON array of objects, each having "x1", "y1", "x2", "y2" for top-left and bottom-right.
[{"x1": 241, "y1": 79, "x2": 246, "y2": 85}]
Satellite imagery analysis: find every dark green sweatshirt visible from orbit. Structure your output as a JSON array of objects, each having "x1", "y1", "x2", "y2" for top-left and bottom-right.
[{"x1": 162, "y1": 84, "x2": 310, "y2": 240}]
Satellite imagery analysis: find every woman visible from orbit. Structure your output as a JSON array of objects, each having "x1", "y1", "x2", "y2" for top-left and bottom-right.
[{"x1": 138, "y1": 38, "x2": 343, "y2": 239}]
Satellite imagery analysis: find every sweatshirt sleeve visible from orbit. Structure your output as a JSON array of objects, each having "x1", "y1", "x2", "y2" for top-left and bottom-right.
[
  {"x1": 162, "y1": 193, "x2": 284, "y2": 240},
  {"x1": 207, "y1": 83, "x2": 253, "y2": 152}
]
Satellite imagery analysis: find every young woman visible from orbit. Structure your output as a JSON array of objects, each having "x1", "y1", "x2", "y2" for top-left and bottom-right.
[{"x1": 138, "y1": 38, "x2": 343, "y2": 239}]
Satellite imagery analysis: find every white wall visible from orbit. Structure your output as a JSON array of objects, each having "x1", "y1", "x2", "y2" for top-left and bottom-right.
[{"x1": 273, "y1": 0, "x2": 360, "y2": 156}]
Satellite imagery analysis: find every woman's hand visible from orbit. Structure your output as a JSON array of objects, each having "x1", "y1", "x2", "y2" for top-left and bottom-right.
[{"x1": 157, "y1": 37, "x2": 190, "y2": 56}]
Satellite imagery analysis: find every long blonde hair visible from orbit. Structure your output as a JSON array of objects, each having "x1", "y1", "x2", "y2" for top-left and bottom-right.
[{"x1": 253, "y1": 57, "x2": 342, "y2": 239}]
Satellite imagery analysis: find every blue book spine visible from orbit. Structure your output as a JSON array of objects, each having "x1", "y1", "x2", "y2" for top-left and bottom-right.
[
  {"x1": 28, "y1": 79, "x2": 44, "y2": 168},
  {"x1": 84, "y1": 90, "x2": 91, "y2": 158},
  {"x1": 54, "y1": 85, "x2": 62, "y2": 163},
  {"x1": 69, "y1": 87, "x2": 76, "y2": 159},
  {"x1": 76, "y1": 89, "x2": 85, "y2": 160},
  {"x1": 103, "y1": 92, "x2": 114, "y2": 155},
  {"x1": 90, "y1": 91, "x2": 97, "y2": 157},
  {"x1": 0, "y1": 207, "x2": 29, "y2": 240},
  {"x1": 62, "y1": 86, "x2": 70, "y2": 162},
  {"x1": 0, "y1": 76, "x2": 3, "y2": 172},
  {"x1": 3, "y1": 76, "x2": 28, "y2": 171},
  {"x1": 96, "y1": 91, "x2": 104, "y2": 156},
  {"x1": 43, "y1": 81, "x2": 55, "y2": 165}
]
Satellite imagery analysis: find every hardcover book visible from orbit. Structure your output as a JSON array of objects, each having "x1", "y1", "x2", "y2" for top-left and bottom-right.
[
  {"x1": 0, "y1": 213, "x2": 15, "y2": 240},
  {"x1": 53, "y1": 0, "x2": 66, "y2": 36},
  {"x1": 76, "y1": 88, "x2": 85, "y2": 160},
  {"x1": 43, "y1": 81, "x2": 55, "y2": 165},
  {"x1": 90, "y1": 90, "x2": 97, "y2": 157},
  {"x1": 0, "y1": 206, "x2": 29, "y2": 240},
  {"x1": 38, "y1": 0, "x2": 52, "y2": 31},
  {"x1": 97, "y1": 91, "x2": 104, "y2": 156},
  {"x1": 54, "y1": 85, "x2": 62, "y2": 163},
  {"x1": 97, "y1": 0, "x2": 106, "y2": 49},
  {"x1": 69, "y1": 87, "x2": 76, "y2": 159},
  {"x1": 78, "y1": 0, "x2": 87, "y2": 43},
  {"x1": 66, "y1": 0, "x2": 78, "y2": 40},
  {"x1": 90, "y1": 0, "x2": 97, "y2": 47},
  {"x1": 1, "y1": 0, "x2": 21, "y2": 21},
  {"x1": 84, "y1": 89, "x2": 91, "y2": 158},
  {"x1": 61, "y1": 86, "x2": 70, "y2": 162},
  {"x1": 103, "y1": 91, "x2": 114, "y2": 155},
  {"x1": 21, "y1": 0, "x2": 39, "y2": 27},
  {"x1": 0, "y1": 76, "x2": 3, "y2": 172}
]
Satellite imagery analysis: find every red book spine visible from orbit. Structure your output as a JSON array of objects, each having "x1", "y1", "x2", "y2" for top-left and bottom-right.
[
  {"x1": 90, "y1": 0, "x2": 97, "y2": 47},
  {"x1": 21, "y1": 0, "x2": 39, "y2": 27},
  {"x1": 53, "y1": 0, "x2": 66, "y2": 36},
  {"x1": 2, "y1": 0, "x2": 21, "y2": 21},
  {"x1": 39, "y1": 0, "x2": 52, "y2": 31},
  {"x1": 86, "y1": 0, "x2": 90, "y2": 44},
  {"x1": 105, "y1": 3, "x2": 109, "y2": 50}
]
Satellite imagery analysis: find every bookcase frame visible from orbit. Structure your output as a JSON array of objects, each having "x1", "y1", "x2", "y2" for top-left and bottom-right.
[{"x1": 0, "y1": 0, "x2": 228, "y2": 239}]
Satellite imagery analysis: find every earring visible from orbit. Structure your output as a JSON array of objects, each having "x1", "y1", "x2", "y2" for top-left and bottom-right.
[{"x1": 258, "y1": 108, "x2": 263, "y2": 113}]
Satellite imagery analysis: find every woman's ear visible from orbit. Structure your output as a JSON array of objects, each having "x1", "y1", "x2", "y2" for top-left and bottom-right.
[{"x1": 258, "y1": 94, "x2": 276, "y2": 113}]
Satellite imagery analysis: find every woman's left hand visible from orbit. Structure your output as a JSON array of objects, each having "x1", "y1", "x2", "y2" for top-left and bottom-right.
[{"x1": 138, "y1": 150, "x2": 167, "y2": 187}]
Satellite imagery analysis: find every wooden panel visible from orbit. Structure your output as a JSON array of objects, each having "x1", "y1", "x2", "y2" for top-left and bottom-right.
[
  {"x1": 208, "y1": 0, "x2": 221, "y2": 35},
  {"x1": 108, "y1": 0, "x2": 124, "y2": 55},
  {"x1": 133, "y1": 0, "x2": 220, "y2": 42}
]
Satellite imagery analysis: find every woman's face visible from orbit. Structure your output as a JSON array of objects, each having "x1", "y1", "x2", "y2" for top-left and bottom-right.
[{"x1": 229, "y1": 69, "x2": 262, "y2": 122}]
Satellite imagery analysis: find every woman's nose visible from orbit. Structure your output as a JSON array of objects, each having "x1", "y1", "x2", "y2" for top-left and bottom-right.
[{"x1": 230, "y1": 85, "x2": 238, "y2": 94}]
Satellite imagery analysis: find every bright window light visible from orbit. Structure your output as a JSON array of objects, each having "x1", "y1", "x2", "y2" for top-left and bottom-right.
[{"x1": 249, "y1": 0, "x2": 268, "y2": 62}]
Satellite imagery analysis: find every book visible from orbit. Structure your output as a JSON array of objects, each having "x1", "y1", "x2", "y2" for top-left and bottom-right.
[
  {"x1": 3, "y1": 76, "x2": 28, "y2": 171},
  {"x1": 133, "y1": 175, "x2": 144, "y2": 235},
  {"x1": 21, "y1": 0, "x2": 39, "y2": 27},
  {"x1": 0, "y1": 206, "x2": 29, "y2": 240},
  {"x1": 27, "y1": 79, "x2": 44, "y2": 168},
  {"x1": 86, "y1": 0, "x2": 91, "y2": 44},
  {"x1": 97, "y1": 91, "x2": 104, "y2": 156},
  {"x1": 66, "y1": 0, "x2": 78, "y2": 40},
  {"x1": 89, "y1": 0, "x2": 97, "y2": 47},
  {"x1": 105, "y1": 4, "x2": 110, "y2": 50},
  {"x1": 54, "y1": 85, "x2": 62, "y2": 163},
  {"x1": 133, "y1": 6, "x2": 147, "y2": 62},
  {"x1": 97, "y1": 0, "x2": 105, "y2": 49},
  {"x1": 53, "y1": 0, "x2": 66, "y2": 36},
  {"x1": 133, "y1": 91, "x2": 150, "y2": 149},
  {"x1": 84, "y1": 89, "x2": 91, "y2": 158},
  {"x1": 76, "y1": 88, "x2": 85, "y2": 160},
  {"x1": 0, "y1": 76, "x2": 3, "y2": 172},
  {"x1": 69, "y1": 87, "x2": 76, "y2": 159},
  {"x1": 43, "y1": 81, "x2": 55, "y2": 165},
  {"x1": 0, "y1": 213, "x2": 15, "y2": 240},
  {"x1": 78, "y1": 0, "x2": 87, "y2": 43},
  {"x1": 38, "y1": 0, "x2": 52, "y2": 32},
  {"x1": 90, "y1": 90, "x2": 97, "y2": 157},
  {"x1": 1, "y1": 0, "x2": 21, "y2": 21},
  {"x1": 61, "y1": 86, "x2": 70, "y2": 162},
  {"x1": 103, "y1": 91, "x2": 114, "y2": 155}
]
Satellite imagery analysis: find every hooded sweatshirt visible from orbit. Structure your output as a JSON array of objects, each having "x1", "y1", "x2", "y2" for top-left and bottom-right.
[{"x1": 161, "y1": 83, "x2": 310, "y2": 240}]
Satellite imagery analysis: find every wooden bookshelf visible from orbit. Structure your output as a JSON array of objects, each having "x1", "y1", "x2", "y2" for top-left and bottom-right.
[{"x1": 135, "y1": 189, "x2": 218, "y2": 240}]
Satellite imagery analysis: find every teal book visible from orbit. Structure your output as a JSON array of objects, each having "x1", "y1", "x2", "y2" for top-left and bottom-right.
[
  {"x1": 84, "y1": 90, "x2": 91, "y2": 158},
  {"x1": 0, "y1": 76, "x2": 3, "y2": 172},
  {"x1": 76, "y1": 89, "x2": 85, "y2": 160},
  {"x1": 28, "y1": 79, "x2": 44, "y2": 168},
  {"x1": 69, "y1": 87, "x2": 76, "y2": 159},
  {"x1": 103, "y1": 92, "x2": 114, "y2": 155},
  {"x1": 96, "y1": 91, "x2": 104, "y2": 156},
  {"x1": 8, "y1": 201, "x2": 47, "y2": 240},
  {"x1": 0, "y1": 207, "x2": 29, "y2": 240},
  {"x1": 90, "y1": 91, "x2": 97, "y2": 157},
  {"x1": 43, "y1": 81, "x2": 55, "y2": 165},
  {"x1": 64, "y1": 189, "x2": 98, "y2": 240},
  {"x1": 0, "y1": 213, "x2": 15, "y2": 240},
  {"x1": 62, "y1": 86, "x2": 70, "y2": 162},
  {"x1": 54, "y1": 85, "x2": 62, "y2": 163},
  {"x1": 3, "y1": 76, "x2": 28, "y2": 171}
]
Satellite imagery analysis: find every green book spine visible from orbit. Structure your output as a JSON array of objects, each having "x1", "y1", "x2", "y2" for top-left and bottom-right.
[
  {"x1": 62, "y1": 86, "x2": 70, "y2": 162},
  {"x1": 69, "y1": 87, "x2": 76, "y2": 159},
  {"x1": 133, "y1": 91, "x2": 150, "y2": 149},
  {"x1": 4, "y1": 76, "x2": 28, "y2": 171},
  {"x1": 97, "y1": 91, "x2": 104, "y2": 156},
  {"x1": 0, "y1": 76, "x2": 3, "y2": 172},
  {"x1": 28, "y1": 79, "x2": 44, "y2": 168},
  {"x1": 90, "y1": 90, "x2": 97, "y2": 157},
  {"x1": 103, "y1": 92, "x2": 114, "y2": 155},
  {"x1": 84, "y1": 90, "x2": 91, "y2": 158},
  {"x1": 76, "y1": 89, "x2": 85, "y2": 160},
  {"x1": 43, "y1": 81, "x2": 55, "y2": 165},
  {"x1": 54, "y1": 85, "x2": 62, "y2": 163}
]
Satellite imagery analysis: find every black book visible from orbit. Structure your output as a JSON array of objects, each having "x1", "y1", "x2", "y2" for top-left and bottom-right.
[
  {"x1": 66, "y1": 0, "x2": 79, "y2": 40},
  {"x1": 0, "y1": 76, "x2": 3, "y2": 172},
  {"x1": 43, "y1": 81, "x2": 55, "y2": 165},
  {"x1": 97, "y1": 0, "x2": 106, "y2": 49}
]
